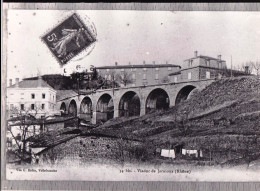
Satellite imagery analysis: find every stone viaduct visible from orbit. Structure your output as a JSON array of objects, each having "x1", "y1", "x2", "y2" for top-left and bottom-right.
[{"x1": 57, "y1": 79, "x2": 214, "y2": 124}]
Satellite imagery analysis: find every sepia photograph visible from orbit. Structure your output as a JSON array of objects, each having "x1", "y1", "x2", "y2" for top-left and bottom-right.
[{"x1": 2, "y1": 9, "x2": 260, "y2": 182}]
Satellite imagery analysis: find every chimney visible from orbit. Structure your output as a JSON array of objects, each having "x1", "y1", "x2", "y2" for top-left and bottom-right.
[
  {"x1": 115, "y1": 62, "x2": 118, "y2": 66},
  {"x1": 15, "y1": 78, "x2": 19, "y2": 87},
  {"x1": 9, "y1": 79, "x2": 12, "y2": 86},
  {"x1": 153, "y1": 61, "x2": 155, "y2": 65},
  {"x1": 194, "y1": 51, "x2": 198, "y2": 58},
  {"x1": 38, "y1": 75, "x2": 42, "y2": 87},
  {"x1": 218, "y1": 55, "x2": 222, "y2": 60},
  {"x1": 143, "y1": 61, "x2": 146, "y2": 65}
]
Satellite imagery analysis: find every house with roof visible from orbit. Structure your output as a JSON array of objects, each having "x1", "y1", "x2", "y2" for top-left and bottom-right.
[
  {"x1": 169, "y1": 51, "x2": 228, "y2": 83},
  {"x1": 96, "y1": 61, "x2": 181, "y2": 87},
  {"x1": 7, "y1": 76, "x2": 58, "y2": 119}
]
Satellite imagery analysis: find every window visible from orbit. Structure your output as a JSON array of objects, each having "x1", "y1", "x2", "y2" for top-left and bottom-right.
[
  {"x1": 206, "y1": 71, "x2": 210, "y2": 79},
  {"x1": 53, "y1": 95, "x2": 54, "y2": 101},
  {"x1": 188, "y1": 72, "x2": 192, "y2": 80},
  {"x1": 143, "y1": 73, "x2": 147, "y2": 80},
  {"x1": 105, "y1": 74, "x2": 108, "y2": 79},
  {"x1": 31, "y1": 104, "x2": 35, "y2": 110},
  {"x1": 168, "y1": 67, "x2": 172, "y2": 71},
  {"x1": 189, "y1": 60, "x2": 193, "y2": 67},
  {"x1": 108, "y1": 75, "x2": 111, "y2": 80},
  {"x1": 20, "y1": 104, "x2": 24, "y2": 110},
  {"x1": 42, "y1": 104, "x2": 45, "y2": 110},
  {"x1": 42, "y1": 93, "x2": 45, "y2": 99},
  {"x1": 132, "y1": 73, "x2": 136, "y2": 80},
  {"x1": 106, "y1": 69, "x2": 110, "y2": 72},
  {"x1": 155, "y1": 74, "x2": 159, "y2": 80},
  {"x1": 121, "y1": 69, "x2": 125, "y2": 72},
  {"x1": 143, "y1": 68, "x2": 147, "y2": 71},
  {"x1": 10, "y1": 104, "x2": 14, "y2": 109},
  {"x1": 21, "y1": 93, "x2": 24, "y2": 95},
  {"x1": 155, "y1": 68, "x2": 159, "y2": 71},
  {"x1": 174, "y1": 77, "x2": 178, "y2": 83},
  {"x1": 31, "y1": 93, "x2": 35, "y2": 99},
  {"x1": 132, "y1": 83, "x2": 136, "y2": 87}
]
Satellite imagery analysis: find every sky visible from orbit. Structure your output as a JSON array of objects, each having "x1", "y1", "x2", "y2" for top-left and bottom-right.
[{"x1": 6, "y1": 10, "x2": 260, "y2": 82}]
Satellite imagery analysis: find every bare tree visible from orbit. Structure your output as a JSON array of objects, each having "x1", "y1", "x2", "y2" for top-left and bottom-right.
[
  {"x1": 240, "y1": 62, "x2": 254, "y2": 74},
  {"x1": 100, "y1": 70, "x2": 120, "y2": 89},
  {"x1": 116, "y1": 71, "x2": 133, "y2": 87},
  {"x1": 251, "y1": 61, "x2": 260, "y2": 76},
  {"x1": 174, "y1": 105, "x2": 190, "y2": 135},
  {"x1": 161, "y1": 76, "x2": 170, "y2": 83},
  {"x1": 7, "y1": 104, "x2": 46, "y2": 163}
]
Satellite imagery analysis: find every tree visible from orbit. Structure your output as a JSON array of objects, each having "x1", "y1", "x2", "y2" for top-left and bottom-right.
[
  {"x1": 7, "y1": 104, "x2": 46, "y2": 164},
  {"x1": 240, "y1": 62, "x2": 254, "y2": 74},
  {"x1": 174, "y1": 105, "x2": 190, "y2": 136},
  {"x1": 161, "y1": 76, "x2": 170, "y2": 83},
  {"x1": 251, "y1": 61, "x2": 260, "y2": 76},
  {"x1": 116, "y1": 71, "x2": 133, "y2": 87},
  {"x1": 100, "y1": 70, "x2": 120, "y2": 89},
  {"x1": 70, "y1": 68, "x2": 108, "y2": 91}
]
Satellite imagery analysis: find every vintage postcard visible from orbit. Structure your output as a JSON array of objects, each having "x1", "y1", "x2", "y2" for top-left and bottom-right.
[{"x1": 3, "y1": 10, "x2": 260, "y2": 182}]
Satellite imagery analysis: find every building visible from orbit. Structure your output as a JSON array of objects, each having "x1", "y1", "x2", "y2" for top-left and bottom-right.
[
  {"x1": 6, "y1": 76, "x2": 58, "y2": 118},
  {"x1": 96, "y1": 61, "x2": 181, "y2": 87},
  {"x1": 169, "y1": 51, "x2": 228, "y2": 83}
]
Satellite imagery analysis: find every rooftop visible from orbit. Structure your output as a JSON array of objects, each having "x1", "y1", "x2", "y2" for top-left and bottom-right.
[
  {"x1": 96, "y1": 64, "x2": 181, "y2": 70},
  {"x1": 56, "y1": 90, "x2": 78, "y2": 101},
  {"x1": 184, "y1": 55, "x2": 226, "y2": 62},
  {"x1": 168, "y1": 71, "x2": 181, "y2": 76},
  {"x1": 8, "y1": 78, "x2": 54, "y2": 89}
]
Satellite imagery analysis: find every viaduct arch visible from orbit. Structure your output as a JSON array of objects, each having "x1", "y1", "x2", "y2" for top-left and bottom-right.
[
  {"x1": 96, "y1": 93, "x2": 114, "y2": 123},
  {"x1": 68, "y1": 99, "x2": 77, "y2": 116},
  {"x1": 145, "y1": 88, "x2": 170, "y2": 114},
  {"x1": 79, "y1": 96, "x2": 93, "y2": 121},
  {"x1": 175, "y1": 85, "x2": 196, "y2": 105},
  {"x1": 118, "y1": 91, "x2": 141, "y2": 117},
  {"x1": 60, "y1": 102, "x2": 66, "y2": 112}
]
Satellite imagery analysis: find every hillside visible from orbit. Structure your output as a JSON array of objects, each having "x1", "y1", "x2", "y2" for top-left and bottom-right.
[{"x1": 85, "y1": 76, "x2": 260, "y2": 165}]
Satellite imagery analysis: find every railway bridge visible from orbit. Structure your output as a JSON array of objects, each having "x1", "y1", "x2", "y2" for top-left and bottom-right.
[{"x1": 57, "y1": 79, "x2": 214, "y2": 124}]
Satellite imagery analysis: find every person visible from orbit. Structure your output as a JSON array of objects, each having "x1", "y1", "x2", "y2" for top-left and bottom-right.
[{"x1": 35, "y1": 155, "x2": 39, "y2": 164}]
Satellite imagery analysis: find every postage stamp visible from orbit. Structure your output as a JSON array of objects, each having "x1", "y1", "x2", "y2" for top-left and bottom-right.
[{"x1": 42, "y1": 13, "x2": 97, "y2": 66}]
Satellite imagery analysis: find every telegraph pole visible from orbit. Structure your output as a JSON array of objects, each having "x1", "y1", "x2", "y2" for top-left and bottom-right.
[{"x1": 231, "y1": 55, "x2": 233, "y2": 78}]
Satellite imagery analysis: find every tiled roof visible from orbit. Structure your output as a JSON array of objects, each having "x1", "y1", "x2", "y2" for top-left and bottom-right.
[
  {"x1": 56, "y1": 90, "x2": 78, "y2": 101},
  {"x1": 184, "y1": 55, "x2": 225, "y2": 62},
  {"x1": 96, "y1": 64, "x2": 181, "y2": 69},
  {"x1": 8, "y1": 79, "x2": 54, "y2": 89}
]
